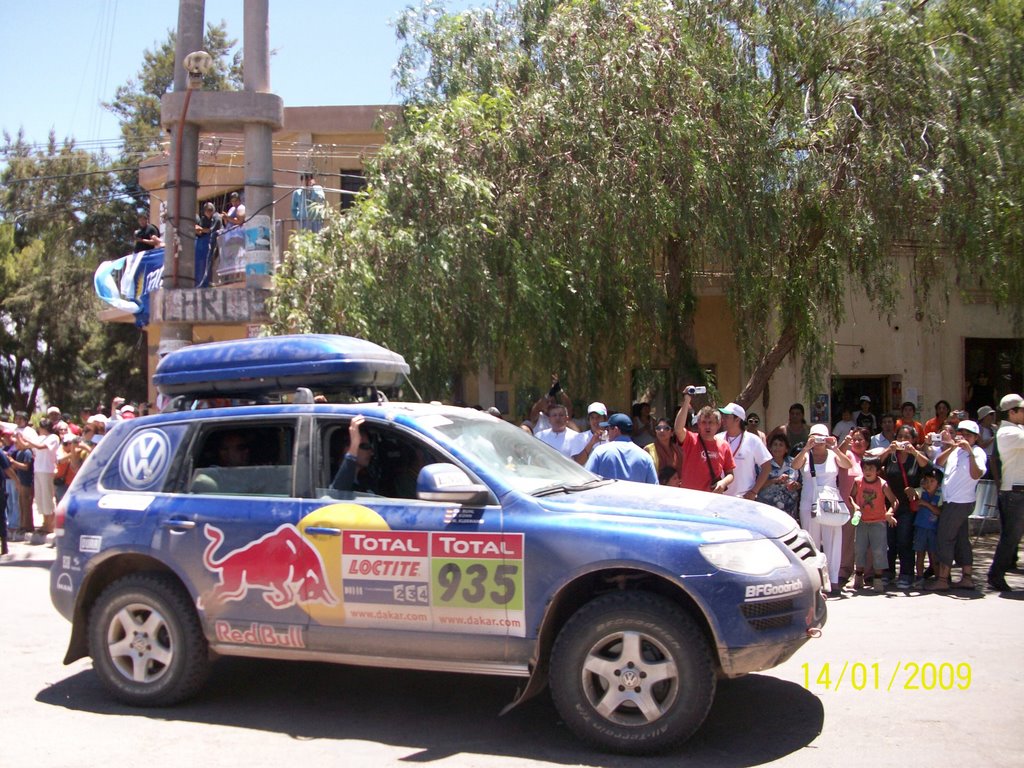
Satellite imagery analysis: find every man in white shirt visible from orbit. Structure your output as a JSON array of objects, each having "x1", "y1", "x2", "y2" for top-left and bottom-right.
[
  {"x1": 927, "y1": 419, "x2": 987, "y2": 590},
  {"x1": 988, "y1": 394, "x2": 1024, "y2": 591},
  {"x1": 719, "y1": 402, "x2": 772, "y2": 500},
  {"x1": 534, "y1": 404, "x2": 587, "y2": 460}
]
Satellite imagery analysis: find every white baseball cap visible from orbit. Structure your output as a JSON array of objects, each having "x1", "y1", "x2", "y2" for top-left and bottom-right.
[
  {"x1": 999, "y1": 393, "x2": 1023, "y2": 411},
  {"x1": 587, "y1": 402, "x2": 608, "y2": 417},
  {"x1": 719, "y1": 402, "x2": 746, "y2": 421},
  {"x1": 956, "y1": 419, "x2": 980, "y2": 435}
]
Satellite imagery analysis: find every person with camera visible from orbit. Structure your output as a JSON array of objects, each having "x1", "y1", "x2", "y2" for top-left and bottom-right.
[
  {"x1": 926, "y1": 419, "x2": 987, "y2": 590},
  {"x1": 874, "y1": 424, "x2": 931, "y2": 588},
  {"x1": 673, "y1": 386, "x2": 735, "y2": 494},
  {"x1": 792, "y1": 423, "x2": 854, "y2": 593},
  {"x1": 527, "y1": 374, "x2": 576, "y2": 435}
]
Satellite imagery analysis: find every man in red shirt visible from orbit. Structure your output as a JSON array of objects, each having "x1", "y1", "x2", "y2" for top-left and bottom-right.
[{"x1": 673, "y1": 388, "x2": 735, "y2": 493}]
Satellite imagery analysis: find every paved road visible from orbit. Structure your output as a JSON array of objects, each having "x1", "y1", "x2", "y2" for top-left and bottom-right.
[{"x1": 3, "y1": 535, "x2": 1022, "y2": 768}]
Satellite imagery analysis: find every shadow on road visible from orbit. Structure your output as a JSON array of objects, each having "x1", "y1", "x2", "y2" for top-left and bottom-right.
[
  {"x1": 0, "y1": 555, "x2": 54, "y2": 570},
  {"x1": 37, "y1": 658, "x2": 823, "y2": 766}
]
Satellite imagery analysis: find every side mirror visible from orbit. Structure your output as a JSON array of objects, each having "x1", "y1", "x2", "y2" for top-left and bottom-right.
[{"x1": 416, "y1": 463, "x2": 490, "y2": 506}]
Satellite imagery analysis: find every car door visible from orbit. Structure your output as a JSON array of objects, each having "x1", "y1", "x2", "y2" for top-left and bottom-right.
[
  {"x1": 300, "y1": 416, "x2": 514, "y2": 668},
  {"x1": 154, "y1": 416, "x2": 314, "y2": 649}
]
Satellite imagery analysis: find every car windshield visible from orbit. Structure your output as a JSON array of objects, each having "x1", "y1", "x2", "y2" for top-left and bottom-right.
[{"x1": 421, "y1": 413, "x2": 600, "y2": 494}]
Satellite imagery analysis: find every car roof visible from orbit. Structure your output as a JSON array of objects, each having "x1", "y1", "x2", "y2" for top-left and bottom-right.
[
  {"x1": 152, "y1": 334, "x2": 410, "y2": 397},
  {"x1": 133, "y1": 400, "x2": 495, "y2": 428}
]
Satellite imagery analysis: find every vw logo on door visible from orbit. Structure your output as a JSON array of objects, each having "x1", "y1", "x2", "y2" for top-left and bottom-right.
[{"x1": 119, "y1": 430, "x2": 172, "y2": 490}]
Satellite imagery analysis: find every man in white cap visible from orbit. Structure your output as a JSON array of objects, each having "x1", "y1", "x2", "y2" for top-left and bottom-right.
[
  {"x1": 574, "y1": 402, "x2": 609, "y2": 466},
  {"x1": 927, "y1": 419, "x2": 987, "y2": 590},
  {"x1": 719, "y1": 402, "x2": 772, "y2": 499},
  {"x1": 988, "y1": 394, "x2": 1024, "y2": 591}
]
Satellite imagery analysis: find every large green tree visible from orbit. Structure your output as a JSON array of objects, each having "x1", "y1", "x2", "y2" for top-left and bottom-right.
[
  {"x1": 271, "y1": 0, "x2": 1021, "y2": 403},
  {"x1": 0, "y1": 21, "x2": 243, "y2": 414},
  {"x1": 0, "y1": 132, "x2": 139, "y2": 412}
]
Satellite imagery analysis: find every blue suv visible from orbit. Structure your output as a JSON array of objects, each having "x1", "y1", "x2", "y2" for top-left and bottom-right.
[{"x1": 51, "y1": 334, "x2": 826, "y2": 754}]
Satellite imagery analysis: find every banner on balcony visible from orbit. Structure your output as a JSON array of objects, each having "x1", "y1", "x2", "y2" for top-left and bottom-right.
[{"x1": 94, "y1": 248, "x2": 166, "y2": 327}]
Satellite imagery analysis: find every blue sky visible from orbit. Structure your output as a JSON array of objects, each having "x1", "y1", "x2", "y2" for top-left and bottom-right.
[{"x1": 0, "y1": 1, "x2": 462, "y2": 152}]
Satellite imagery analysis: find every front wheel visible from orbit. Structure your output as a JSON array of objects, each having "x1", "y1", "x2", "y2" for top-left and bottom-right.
[
  {"x1": 549, "y1": 592, "x2": 715, "y2": 754},
  {"x1": 87, "y1": 573, "x2": 210, "y2": 706}
]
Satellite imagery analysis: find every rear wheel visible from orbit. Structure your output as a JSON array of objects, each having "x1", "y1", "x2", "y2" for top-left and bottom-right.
[
  {"x1": 88, "y1": 573, "x2": 209, "y2": 706},
  {"x1": 549, "y1": 592, "x2": 715, "y2": 754}
]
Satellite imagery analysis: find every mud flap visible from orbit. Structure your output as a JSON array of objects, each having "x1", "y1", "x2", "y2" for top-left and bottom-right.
[{"x1": 499, "y1": 663, "x2": 548, "y2": 716}]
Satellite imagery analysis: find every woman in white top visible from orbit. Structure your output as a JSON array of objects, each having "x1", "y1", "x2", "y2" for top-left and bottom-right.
[{"x1": 792, "y1": 423, "x2": 854, "y2": 593}]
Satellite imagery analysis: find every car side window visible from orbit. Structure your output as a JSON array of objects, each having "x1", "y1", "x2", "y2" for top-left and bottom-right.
[
  {"x1": 100, "y1": 424, "x2": 192, "y2": 493},
  {"x1": 319, "y1": 420, "x2": 441, "y2": 500},
  {"x1": 188, "y1": 423, "x2": 296, "y2": 496}
]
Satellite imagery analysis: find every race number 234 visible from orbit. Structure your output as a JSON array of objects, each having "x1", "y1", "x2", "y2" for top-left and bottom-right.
[{"x1": 431, "y1": 561, "x2": 523, "y2": 610}]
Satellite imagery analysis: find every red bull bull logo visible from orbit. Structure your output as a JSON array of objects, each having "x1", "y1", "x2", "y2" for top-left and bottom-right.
[{"x1": 200, "y1": 524, "x2": 338, "y2": 610}]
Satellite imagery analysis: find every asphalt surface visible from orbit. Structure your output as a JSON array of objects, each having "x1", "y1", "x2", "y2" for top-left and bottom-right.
[{"x1": 2, "y1": 532, "x2": 1022, "y2": 768}]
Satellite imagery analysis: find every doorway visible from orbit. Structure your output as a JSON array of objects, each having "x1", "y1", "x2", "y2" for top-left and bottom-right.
[
  {"x1": 964, "y1": 337, "x2": 1023, "y2": 413},
  {"x1": 831, "y1": 376, "x2": 890, "y2": 429}
]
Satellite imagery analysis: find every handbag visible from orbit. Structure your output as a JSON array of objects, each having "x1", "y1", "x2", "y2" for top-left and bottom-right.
[
  {"x1": 808, "y1": 458, "x2": 851, "y2": 527},
  {"x1": 897, "y1": 455, "x2": 919, "y2": 512}
]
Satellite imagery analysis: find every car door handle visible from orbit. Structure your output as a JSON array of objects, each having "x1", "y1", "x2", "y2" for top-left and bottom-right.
[
  {"x1": 305, "y1": 526, "x2": 341, "y2": 536},
  {"x1": 161, "y1": 518, "x2": 196, "y2": 531}
]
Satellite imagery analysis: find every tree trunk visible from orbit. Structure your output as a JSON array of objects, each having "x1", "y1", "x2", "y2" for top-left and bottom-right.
[{"x1": 735, "y1": 323, "x2": 798, "y2": 410}]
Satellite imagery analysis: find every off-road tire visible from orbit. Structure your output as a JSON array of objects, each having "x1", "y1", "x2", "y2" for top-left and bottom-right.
[
  {"x1": 549, "y1": 591, "x2": 715, "y2": 754},
  {"x1": 88, "y1": 573, "x2": 210, "y2": 706}
]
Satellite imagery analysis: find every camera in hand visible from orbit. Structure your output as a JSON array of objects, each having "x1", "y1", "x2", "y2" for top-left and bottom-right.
[{"x1": 685, "y1": 386, "x2": 707, "y2": 396}]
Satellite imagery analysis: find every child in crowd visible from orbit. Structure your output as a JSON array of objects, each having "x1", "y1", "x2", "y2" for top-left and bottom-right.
[
  {"x1": 911, "y1": 466, "x2": 943, "y2": 588},
  {"x1": 851, "y1": 457, "x2": 899, "y2": 590}
]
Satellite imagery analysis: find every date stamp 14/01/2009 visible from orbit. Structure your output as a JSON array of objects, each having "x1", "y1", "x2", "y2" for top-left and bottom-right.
[{"x1": 802, "y1": 661, "x2": 972, "y2": 692}]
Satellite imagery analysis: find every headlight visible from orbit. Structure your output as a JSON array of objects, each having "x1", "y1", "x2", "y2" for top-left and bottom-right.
[{"x1": 699, "y1": 539, "x2": 791, "y2": 576}]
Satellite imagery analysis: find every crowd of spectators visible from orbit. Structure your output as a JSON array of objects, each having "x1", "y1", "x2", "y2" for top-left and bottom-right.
[
  {"x1": 1, "y1": 396, "x2": 146, "y2": 553},
  {"x1": 519, "y1": 378, "x2": 1023, "y2": 597}
]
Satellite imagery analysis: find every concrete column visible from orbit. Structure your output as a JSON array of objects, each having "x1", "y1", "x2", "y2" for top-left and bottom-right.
[
  {"x1": 173, "y1": 0, "x2": 205, "y2": 93},
  {"x1": 161, "y1": 0, "x2": 205, "y2": 355},
  {"x1": 243, "y1": 0, "x2": 274, "y2": 289},
  {"x1": 244, "y1": 0, "x2": 271, "y2": 93}
]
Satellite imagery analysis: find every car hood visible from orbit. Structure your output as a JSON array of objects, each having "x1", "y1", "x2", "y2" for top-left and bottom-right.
[{"x1": 532, "y1": 480, "x2": 797, "y2": 540}]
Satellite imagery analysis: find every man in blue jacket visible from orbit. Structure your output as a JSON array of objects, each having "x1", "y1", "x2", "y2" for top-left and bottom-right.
[{"x1": 585, "y1": 413, "x2": 658, "y2": 484}]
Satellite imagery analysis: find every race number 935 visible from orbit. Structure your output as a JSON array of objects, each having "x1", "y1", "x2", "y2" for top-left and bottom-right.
[{"x1": 431, "y1": 560, "x2": 524, "y2": 610}]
